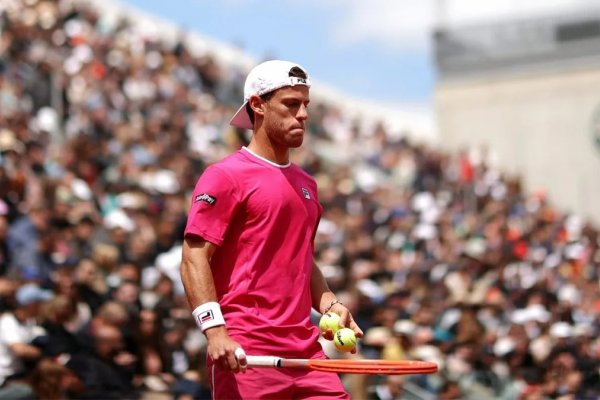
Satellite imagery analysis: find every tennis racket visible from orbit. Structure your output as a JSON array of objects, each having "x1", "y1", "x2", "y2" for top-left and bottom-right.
[{"x1": 245, "y1": 355, "x2": 438, "y2": 375}]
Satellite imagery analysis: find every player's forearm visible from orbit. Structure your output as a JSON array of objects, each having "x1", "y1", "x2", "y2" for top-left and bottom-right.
[
  {"x1": 180, "y1": 236, "x2": 219, "y2": 308},
  {"x1": 310, "y1": 262, "x2": 338, "y2": 314},
  {"x1": 181, "y1": 236, "x2": 230, "y2": 338}
]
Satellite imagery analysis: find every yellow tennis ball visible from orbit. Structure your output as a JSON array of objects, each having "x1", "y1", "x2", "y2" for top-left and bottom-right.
[
  {"x1": 334, "y1": 328, "x2": 357, "y2": 352},
  {"x1": 319, "y1": 312, "x2": 341, "y2": 335}
]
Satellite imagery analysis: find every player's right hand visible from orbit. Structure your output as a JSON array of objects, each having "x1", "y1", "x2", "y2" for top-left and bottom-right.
[{"x1": 205, "y1": 326, "x2": 247, "y2": 373}]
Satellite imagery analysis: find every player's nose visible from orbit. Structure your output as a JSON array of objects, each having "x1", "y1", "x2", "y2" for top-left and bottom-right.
[{"x1": 297, "y1": 104, "x2": 308, "y2": 121}]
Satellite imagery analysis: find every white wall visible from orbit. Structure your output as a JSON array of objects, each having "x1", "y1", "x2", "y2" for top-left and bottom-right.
[{"x1": 436, "y1": 67, "x2": 600, "y2": 224}]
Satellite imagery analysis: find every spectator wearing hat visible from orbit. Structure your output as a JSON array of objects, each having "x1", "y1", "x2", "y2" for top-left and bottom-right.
[{"x1": 0, "y1": 283, "x2": 53, "y2": 398}]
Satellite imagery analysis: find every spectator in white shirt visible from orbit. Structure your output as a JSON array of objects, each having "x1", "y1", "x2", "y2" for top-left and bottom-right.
[{"x1": 0, "y1": 283, "x2": 52, "y2": 398}]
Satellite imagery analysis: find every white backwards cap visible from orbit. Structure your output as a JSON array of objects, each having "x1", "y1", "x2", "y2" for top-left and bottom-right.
[{"x1": 230, "y1": 60, "x2": 311, "y2": 129}]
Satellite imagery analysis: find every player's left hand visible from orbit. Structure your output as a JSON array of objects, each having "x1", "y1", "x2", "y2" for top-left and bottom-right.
[{"x1": 328, "y1": 303, "x2": 363, "y2": 353}]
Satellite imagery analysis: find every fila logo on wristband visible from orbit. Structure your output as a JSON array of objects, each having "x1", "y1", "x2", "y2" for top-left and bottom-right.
[
  {"x1": 198, "y1": 310, "x2": 214, "y2": 323},
  {"x1": 192, "y1": 302, "x2": 226, "y2": 332}
]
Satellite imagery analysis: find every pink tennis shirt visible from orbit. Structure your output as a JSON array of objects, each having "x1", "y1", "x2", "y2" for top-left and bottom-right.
[{"x1": 184, "y1": 147, "x2": 324, "y2": 358}]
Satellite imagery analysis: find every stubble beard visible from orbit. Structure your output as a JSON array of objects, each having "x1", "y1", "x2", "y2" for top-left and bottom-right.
[{"x1": 266, "y1": 118, "x2": 304, "y2": 149}]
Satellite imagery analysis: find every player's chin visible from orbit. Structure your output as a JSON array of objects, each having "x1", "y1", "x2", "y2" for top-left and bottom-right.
[{"x1": 286, "y1": 135, "x2": 304, "y2": 148}]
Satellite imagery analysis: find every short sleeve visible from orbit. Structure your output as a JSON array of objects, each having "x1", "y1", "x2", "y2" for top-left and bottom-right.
[{"x1": 184, "y1": 165, "x2": 240, "y2": 246}]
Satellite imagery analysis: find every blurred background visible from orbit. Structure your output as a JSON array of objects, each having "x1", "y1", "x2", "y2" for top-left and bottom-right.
[{"x1": 0, "y1": 0, "x2": 598, "y2": 399}]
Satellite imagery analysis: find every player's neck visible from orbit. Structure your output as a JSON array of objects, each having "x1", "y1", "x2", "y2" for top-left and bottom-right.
[{"x1": 247, "y1": 138, "x2": 290, "y2": 166}]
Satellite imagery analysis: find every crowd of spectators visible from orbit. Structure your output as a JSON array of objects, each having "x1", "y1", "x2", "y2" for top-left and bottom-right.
[{"x1": 0, "y1": 0, "x2": 598, "y2": 399}]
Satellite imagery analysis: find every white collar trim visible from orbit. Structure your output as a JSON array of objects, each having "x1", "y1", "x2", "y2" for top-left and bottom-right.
[{"x1": 242, "y1": 147, "x2": 290, "y2": 168}]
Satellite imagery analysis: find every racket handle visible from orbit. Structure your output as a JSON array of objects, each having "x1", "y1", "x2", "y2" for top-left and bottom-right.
[
  {"x1": 246, "y1": 356, "x2": 310, "y2": 369},
  {"x1": 246, "y1": 355, "x2": 283, "y2": 367}
]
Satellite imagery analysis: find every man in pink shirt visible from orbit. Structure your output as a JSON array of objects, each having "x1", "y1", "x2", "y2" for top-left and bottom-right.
[{"x1": 181, "y1": 60, "x2": 363, "y2": 399}]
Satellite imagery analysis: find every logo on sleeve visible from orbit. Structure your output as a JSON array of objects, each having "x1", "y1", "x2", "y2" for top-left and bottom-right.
[
  {"x1": 195, "y1": 193, "x2": 217, "y2": 205},
  {"x1": 301, "y1": 188, "x2": 311, "y2": 199}
]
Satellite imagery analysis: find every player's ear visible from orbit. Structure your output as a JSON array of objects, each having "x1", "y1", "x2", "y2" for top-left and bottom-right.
[{"x1": 248, "y1": 95, "x2": 265, "y2": 118}]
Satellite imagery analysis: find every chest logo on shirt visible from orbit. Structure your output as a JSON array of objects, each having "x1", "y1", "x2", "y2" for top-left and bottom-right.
[
  {"x1": 301, "y1": 187, "x2": 311, "y2": 200},
  {"x1": 195, "y1": 193, "x2": 217, "y2": 205}
]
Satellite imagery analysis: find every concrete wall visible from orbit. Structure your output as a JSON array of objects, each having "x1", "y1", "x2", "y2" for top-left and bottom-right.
[{"x1": 435, "y1": 68, "x2": 600, "y2": 224}]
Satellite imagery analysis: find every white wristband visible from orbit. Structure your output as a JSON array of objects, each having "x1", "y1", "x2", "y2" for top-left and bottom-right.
[{"x1": 192, "y1": 302, "x2": 226, "y2": 332}]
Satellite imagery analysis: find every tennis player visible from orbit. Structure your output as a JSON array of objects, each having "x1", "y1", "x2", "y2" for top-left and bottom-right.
[{"x1": 181, "y1": 59, "x2": 363, "y2": 399}]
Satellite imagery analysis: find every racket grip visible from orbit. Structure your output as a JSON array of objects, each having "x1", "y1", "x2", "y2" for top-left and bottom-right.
[{"x1": 246, "y1": 355, "x2": 282, "y2": 367}]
